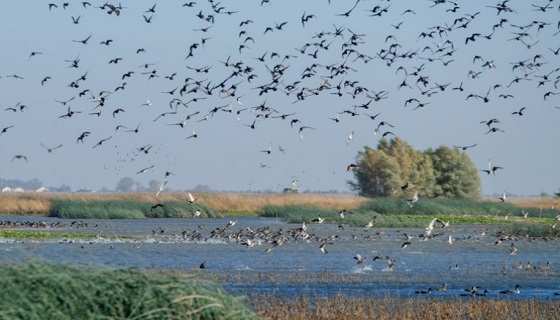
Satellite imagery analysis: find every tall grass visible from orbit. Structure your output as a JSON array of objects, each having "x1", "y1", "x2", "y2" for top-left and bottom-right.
[
  {"x1": 0, "y1": 262, "x2": 255, "y2": 320},
  {"x1": 0, "y1": 192, "x2": 367, "y2": 216},
  {"x1": 258, "y1": 197, "x2": 560, "y2": 228},
  {"x1": 251, "y1": 293, "x2": 560, "y2": 320},
  {"x1": 49, "y1": 199, "x2": 219, "y2": 219}
]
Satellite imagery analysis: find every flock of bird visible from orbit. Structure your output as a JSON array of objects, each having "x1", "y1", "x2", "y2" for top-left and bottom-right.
[{"x1": 0, "y1": 0, "x2": 558, "y2": 194}]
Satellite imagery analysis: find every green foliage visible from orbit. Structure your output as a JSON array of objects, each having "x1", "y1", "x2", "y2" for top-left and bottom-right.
[
  {"x1": 260, "y1": 205, "x2": 338, "y2": 223},
  {"x1": 49, "y1": 199, "x2": 220, "y2": 219},
  {"x1": 259, "y1": 198, "x2": 560, "y2": 229},
  {"x1": 349, "y1": 138, "x2": 481, "y2": 199},
  {"x1": 0, "y1": 231, "x2": 97, "y2": 239},
  {"x1": 0, "y1": 263, "x2": 255, "y2": 320},
  {"x1": 426, "y1": 146, "x2": 481, "y2": 198},
  {"x1": 503, "y1": 223, "x2": 560, "y2": 237}
]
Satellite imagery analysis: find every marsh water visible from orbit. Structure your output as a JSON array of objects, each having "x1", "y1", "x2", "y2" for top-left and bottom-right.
[{"x1": 1, "y1": 216, "x2": 559, "y2": 299}]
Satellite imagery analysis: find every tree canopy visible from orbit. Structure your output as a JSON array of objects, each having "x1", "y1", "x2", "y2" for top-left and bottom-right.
[{"x1": 348, "y1": 138, "x2": 481, "y2": 199}]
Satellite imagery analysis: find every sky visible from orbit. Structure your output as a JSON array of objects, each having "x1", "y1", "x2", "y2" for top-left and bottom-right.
[{"x1": 0, "y1": 0, "x2": 559, "y2": 196}]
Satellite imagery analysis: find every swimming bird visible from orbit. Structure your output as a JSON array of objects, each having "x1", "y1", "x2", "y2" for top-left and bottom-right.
[
  {"x1": 500, "y1": 285, "x2": 520, "y2": 294},
  {"x1": 414, "y1": 288, "x2": 433, "y2": 295}
]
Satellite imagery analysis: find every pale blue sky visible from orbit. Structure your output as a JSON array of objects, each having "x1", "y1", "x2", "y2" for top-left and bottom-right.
[{"x1": 0, "y1": 0, "x2": 558, "y2": 195}]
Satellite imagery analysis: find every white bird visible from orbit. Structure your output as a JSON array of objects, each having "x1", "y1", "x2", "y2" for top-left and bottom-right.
[
  {"x1": 447, "y1": 235, "x2": 453, "y2": 245},
  {"x1": 187, "y1": 192, "x2": 197, "y2": 204},
  {"x1": 425, "y1": 218, "x2": 439, "y2": 236},
  {"x1": 346, "y1": 131, "x2": 354, "y2": 144},
  {"x1": 407, "y1": 191, "x2": 419, "y2": 207},
  {"x1": 354, "y1": 254, "x2": 367, "y2": 264},
  {"x1": 193, "y1": 210, "x2": 201, "y2": 218},
  {"x1": 498, "y1": 192, "x2": 507, "y2": 203},
  {"x1": 522, "y1": 210, "x2": 529, "y2": 219},
  {"x1": 312, "y1": 216, "x2": 325, "y2": 223},
  {"x1": 156, "y1": 180, "x2": 168, "y2": 197},
  {"x1": 510, "y1": 243, "x2": 518, "y2": 255}
]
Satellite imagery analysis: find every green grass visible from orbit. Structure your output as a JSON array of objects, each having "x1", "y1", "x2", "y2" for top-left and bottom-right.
[
  {"x1": 259, "y1": 198, "x2": 560, "y2": 228},
  {"x1": 49, "y1": 199, "x2": 221, "y2": 219},
  {"x1": 260, "y1": 205, "x2": 338, "y2": 223},
  {"x1": 0, "y1": 262, "x2": 255, "y2": 320},
  {"x1": 502, "y1": 222, "x2": 560, "y2": 237},
  {"x1": 0, "y1": 230, "x2": 97, "y2": 240}
]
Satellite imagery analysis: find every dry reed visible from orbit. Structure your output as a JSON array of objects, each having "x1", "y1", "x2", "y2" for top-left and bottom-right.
[
  {"x1": 251, "y1": 293, "x2": 560, "y2": 320},
  {"x1": 0, "y1": 192, "x2": 367, "y2": 215}
]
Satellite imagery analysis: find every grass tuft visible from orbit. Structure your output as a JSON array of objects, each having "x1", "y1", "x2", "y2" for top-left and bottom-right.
[{"x1": 0, "y1": 262, "x2": 255, "y2": 320}]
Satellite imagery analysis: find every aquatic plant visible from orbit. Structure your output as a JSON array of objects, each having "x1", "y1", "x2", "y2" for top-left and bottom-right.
[{"x1": 0, "y1": 262, "x2": 255, "y2": 320}]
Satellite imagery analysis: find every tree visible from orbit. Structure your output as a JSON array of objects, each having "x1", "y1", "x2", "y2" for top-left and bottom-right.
[
  {"x1": 347, "y1": 147, "x2": 401, "y2": 197},
  {"x1": 426, "y1": 146, "x2": 481, "y2": 199},
  {"x1": 115, "y1": 177, "x2": 134, "y2": 192},
  {"x1": 348, "y1": 138, "x2": 481, "y2": 199}
]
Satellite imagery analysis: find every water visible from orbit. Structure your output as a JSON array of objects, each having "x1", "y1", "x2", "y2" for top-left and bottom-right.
[{"x1": 1, "y1": 216, "x2": 559, "y2": 299}]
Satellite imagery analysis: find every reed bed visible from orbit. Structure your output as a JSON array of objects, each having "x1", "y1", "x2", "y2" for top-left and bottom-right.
[
  {"x1": 0, "y1": 192, "x2": 367, "y2": 216},
  {"x1": 49, "y1": 199, "x2": 219, "y2": 219},
  {"x1": 251, "y1": 293, "x2": 560, "y2": 320},
  {"x1": 0, "y1": 262, "x2": 255, "y2": 320}
]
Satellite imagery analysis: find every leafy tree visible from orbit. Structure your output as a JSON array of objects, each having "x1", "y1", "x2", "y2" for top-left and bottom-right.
[
  {"x1": 426, "y1": 146, "x2": 481, "y2": 199},
  {"x1": 347, "y1": 147, "x2": 401, "y2": 197},
  {"x1": 349, "y1": 138, "x2": 481, "y2": 199}
]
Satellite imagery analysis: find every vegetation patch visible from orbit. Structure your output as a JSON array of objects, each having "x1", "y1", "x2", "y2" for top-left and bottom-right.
[
  {"x1": 49, "y1": 199, "x2": 220, "y2": 219},
  {"x1": 0, "y1": 230, "x2": 97, "y2": 240},
  {"x1": 260, "y1": 205, "x2": 337, "y2": 223},
  {"x1": 259, "y1": 198, "x2": 559, "y2": 228},
  {"x1": 251, "y1": 293, "x2": 560, "y2": 320},
  {"x1": 0, "y1": 262, "x2": 255, "y2": 320}
]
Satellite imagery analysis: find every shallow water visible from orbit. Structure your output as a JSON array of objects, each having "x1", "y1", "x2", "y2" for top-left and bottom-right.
[{"x1": 1, "y1": 216, "x2": 559, "y2": 299}]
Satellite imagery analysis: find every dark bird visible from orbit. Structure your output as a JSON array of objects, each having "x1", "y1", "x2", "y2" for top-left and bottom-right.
[
  {"x1": 143, "y1": 15, "x2": 153, "y2": 23},
  {"x1": 0, "y1": 125, "x2": 14, "y2": 136},
  {"x1": 454, "y1": 144, "x2": 477, "y2": 151},
  {"x1": 72, "y1": 34, "x2": 92, "y2": 44},
  {"x1": 136, "y1": 165, "x2": 155, "y2": 174},
  {"x1": 76, "y1": 132, "x2": 90, "y2": 143},
  {"x1": 92, "y1": 136, "x2": 112, "y2": 148},
  {"x1": 40, "y1": 143, "x2": 63, "y2": 153},
  {"x1": 12, "y1": 155, "x2": 28, "y2": 162},
  {"x1": 512, "y1": 107, "x2": 525, "y2": 116},
  {"x1": 150, "y1": 203, "x2": 164, "y2": 211}
]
